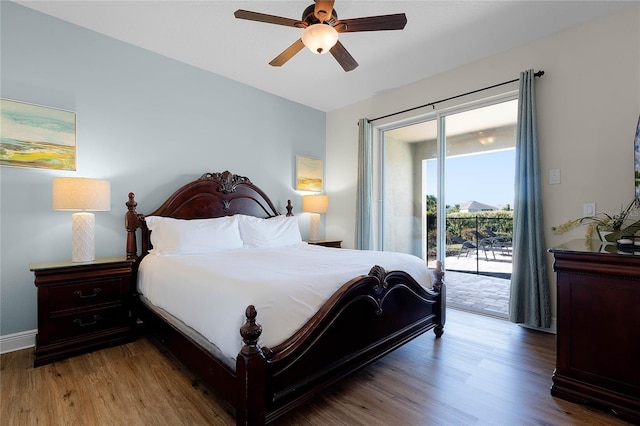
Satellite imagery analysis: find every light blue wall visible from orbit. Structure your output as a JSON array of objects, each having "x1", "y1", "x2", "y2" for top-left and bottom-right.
[{"x1": 0, "y1": 3, "x2": 325, "y2": 335}]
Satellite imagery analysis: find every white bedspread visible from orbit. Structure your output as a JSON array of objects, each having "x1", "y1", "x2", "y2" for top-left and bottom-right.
[{"x1": 138, "y1": 243, "x2": 432, "y2": 362}]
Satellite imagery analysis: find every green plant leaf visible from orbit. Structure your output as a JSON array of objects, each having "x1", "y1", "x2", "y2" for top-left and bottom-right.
[{"x1": 604, "y1": 219, "x2": 640, "y2": 242}]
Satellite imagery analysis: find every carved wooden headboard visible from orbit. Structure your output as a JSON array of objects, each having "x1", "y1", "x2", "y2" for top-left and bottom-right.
[{"x1": 125, "y1": 171, "x2": 292, "y2": 261}]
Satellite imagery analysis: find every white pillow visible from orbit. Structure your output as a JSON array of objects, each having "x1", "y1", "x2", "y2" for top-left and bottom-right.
[
  {"x1": 237, "y1": 215, "x2": 302, "y2": 248},
  {"x1": 145, "y1": 215, "x2": 243, "y2": 255}
]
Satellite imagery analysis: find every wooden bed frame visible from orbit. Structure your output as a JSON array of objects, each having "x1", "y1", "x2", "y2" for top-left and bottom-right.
[{"x1": 125, "y1": 171, "x2": 445, "y2": 425}]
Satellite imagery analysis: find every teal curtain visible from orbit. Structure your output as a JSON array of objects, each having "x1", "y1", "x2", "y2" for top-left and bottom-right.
[
  {"x1": 356, "y1": 118, "x2": 374, "y2": 250},
  {"x1": 509, "y1": 70, "x2": 551, "y2": 328}
]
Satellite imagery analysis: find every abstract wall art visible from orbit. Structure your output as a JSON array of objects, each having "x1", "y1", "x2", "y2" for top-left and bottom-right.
[
  {"x1": 296, "y1": 155, "x2": 323, "y2": 192},
  {"x1": 1, "y1": 99, "x2": 76, "y2": 170}
]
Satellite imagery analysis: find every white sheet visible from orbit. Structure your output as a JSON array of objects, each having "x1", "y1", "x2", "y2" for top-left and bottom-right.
[{"x1": 138, "y1": 243, "x2": 432, "y2": 362}]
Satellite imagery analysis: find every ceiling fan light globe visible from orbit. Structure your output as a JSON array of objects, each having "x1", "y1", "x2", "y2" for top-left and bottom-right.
[{"x1": 301, "y1": 23, "x2": 338, "y2": 55}]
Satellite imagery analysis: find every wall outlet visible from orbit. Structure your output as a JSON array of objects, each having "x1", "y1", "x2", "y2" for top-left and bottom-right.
[
  {"x1": 584, "y1": 203, "x2": 596, "y2": 217},
  {"x1": 549, "y1": 169, "x2": 561, "y2": 185}
]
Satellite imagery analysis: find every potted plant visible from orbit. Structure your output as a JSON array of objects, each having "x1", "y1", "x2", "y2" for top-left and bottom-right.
[{"x1": 552, "y1": 198, "x2": 640, "y2": 242}]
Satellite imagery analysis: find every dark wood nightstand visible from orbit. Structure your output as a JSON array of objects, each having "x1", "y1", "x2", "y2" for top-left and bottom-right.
[
  {"x1": 306, "y1": 240, "x2": 342, "y2": 248},
  {"x1": 30, "y1": 256, "x2": 135, "y2": 367}
]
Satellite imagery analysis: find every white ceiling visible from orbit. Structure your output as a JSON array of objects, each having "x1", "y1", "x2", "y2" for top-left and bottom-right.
[{"x1": 15, "y1": 1, "x2": 633, "y2": 112}]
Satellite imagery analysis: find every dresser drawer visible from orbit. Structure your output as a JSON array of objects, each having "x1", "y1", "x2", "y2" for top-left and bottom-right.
[
  {"x1": 48, "y1": 306, "x2": 129, "y2": 342},
  {"x1": 48, "y1": 278, "x2": 124, "y2": 313}
]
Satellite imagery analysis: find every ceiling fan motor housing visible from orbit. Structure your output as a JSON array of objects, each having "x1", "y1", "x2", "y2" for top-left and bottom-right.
[{"x1": 302, "y1": 4, "x2": 337, "y2": 25}]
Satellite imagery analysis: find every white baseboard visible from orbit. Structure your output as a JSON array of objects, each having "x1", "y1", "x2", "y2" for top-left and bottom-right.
[{"x1": 0, "y1": 329, "x2": 36, "y2": 354}]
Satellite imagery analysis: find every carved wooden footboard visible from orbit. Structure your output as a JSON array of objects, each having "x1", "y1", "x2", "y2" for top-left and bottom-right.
[{"x1": 237, "y1": 264, "x2": 445, "y2": 424}]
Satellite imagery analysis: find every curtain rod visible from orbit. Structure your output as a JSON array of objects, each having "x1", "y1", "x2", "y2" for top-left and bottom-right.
[{"x1": 367, "y1": 70, "x2": 545, "y2": 123}]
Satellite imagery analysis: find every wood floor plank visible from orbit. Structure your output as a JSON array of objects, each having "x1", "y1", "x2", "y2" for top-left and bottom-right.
[{"x1": 1, "y1": 309, "x2": 632, "y2": 425}]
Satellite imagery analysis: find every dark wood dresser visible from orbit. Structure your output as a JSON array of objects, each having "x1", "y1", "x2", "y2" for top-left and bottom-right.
[
  {"x1": 30, "y1": 257, "x2": 135, "y2": 367},
  {"x1": 549, "y1": 240, "x2": 640, "y2": 423}
]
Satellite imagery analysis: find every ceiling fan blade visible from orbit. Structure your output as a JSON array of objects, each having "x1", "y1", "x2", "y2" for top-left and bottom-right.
[
  {"x1": 314, "y1": 0, "x2": 335, "y2": 22},
  {"x1": 234, "y1": 10, "x2": 304, "y2": 28},
  {"x1": 334, "y1": 13, "x2": 407, "y2": 33},
  {"x1": 330, "y1": 41, "x2": 358, "y2": 72},
  {"x1": 269, "y1": 39, "x2": 305, "y2": 67}
]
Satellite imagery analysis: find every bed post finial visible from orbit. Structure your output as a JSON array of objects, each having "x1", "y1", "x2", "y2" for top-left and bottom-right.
[
  {"x1": 237, "y1": 305, "x2": 267, "y2": 425},
  {"x1": 433, "y1": 260, "x2": 444, "y2": 292},
  {"x1": 125, "y1": 192, "x2": 139, "y2": 260},
  {"x1": 286, "y1": 199, "x2": 293, "y2": 216},
  {"x1": 433, "y1": 260, "x2": 445, "y2": 337},
  {"x1": 240, "y1": 305, "x2": 262, "y2": 349}
]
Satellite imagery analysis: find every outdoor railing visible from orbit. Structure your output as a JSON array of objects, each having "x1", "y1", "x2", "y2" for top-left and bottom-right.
[{"x1": 426, "y1": 215, "x2": 513, "y2": 279}]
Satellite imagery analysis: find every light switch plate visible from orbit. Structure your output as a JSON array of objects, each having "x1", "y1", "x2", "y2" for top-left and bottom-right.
[
  {"x1": 549, "y1": 169, "x2": 561, "y2": 185},
  {"x1": 584, "y1": 203, "x2": 596, "y2": 217}
]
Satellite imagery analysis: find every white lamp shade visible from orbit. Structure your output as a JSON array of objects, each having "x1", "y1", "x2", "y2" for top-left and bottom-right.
[
  {"x1": 302, "y1": 195, "x2": 328, "y2": 213},
  {"x1": 303, "y1": 195, "x2": 328, "y2": 242},
  {"x1": 52, "y1": 177, "x2": 110, "y2": 262},
  {"x1": 301, "y1": 24, "x2": 338, "y2": 54},
  {"x1": 53, "y1": 177, "x2": 111, "y2": 211}
]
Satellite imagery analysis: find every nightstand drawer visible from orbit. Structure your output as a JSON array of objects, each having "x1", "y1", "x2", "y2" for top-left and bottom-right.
[
  {"x1": 48, "y1": 278, "x2": 124, "y2": 313},
  {"x1": 48, "y1": 306, "x2": 129, "y2": 342}
]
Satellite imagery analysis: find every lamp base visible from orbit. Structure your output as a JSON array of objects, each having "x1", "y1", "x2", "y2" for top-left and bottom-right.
[
  {"x1": 71, "y1": 212, "x2": 95, "y2": 262},
  {"x1": 309, "y1": 213, "x2": 321, "y2": 241}
]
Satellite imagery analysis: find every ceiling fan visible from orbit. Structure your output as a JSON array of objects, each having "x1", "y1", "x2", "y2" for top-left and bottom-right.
[{"x1": 234, "y1": 0, "x2": 407, "y2": 72}]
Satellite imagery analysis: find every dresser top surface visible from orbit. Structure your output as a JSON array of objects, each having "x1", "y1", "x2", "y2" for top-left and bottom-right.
[{"x1": 550, "y1": 239, "x2": 640, "y2": 258}]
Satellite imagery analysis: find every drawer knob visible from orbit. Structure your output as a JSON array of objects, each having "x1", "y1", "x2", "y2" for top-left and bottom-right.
[
  {"x1": 73, "y1": 288, "x2": 102, "y2": 299},
  {"x1": 73, "y1": 315, "x2": 101, "y2": 327}
]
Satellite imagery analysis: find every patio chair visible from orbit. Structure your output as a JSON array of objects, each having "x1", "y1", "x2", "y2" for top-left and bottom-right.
[
  {"x1": 484, "y1": 229, "x2": 512, "y2": 255},
  {"x1": 470, "y1": 230, "x2": 496, "y2": 260},
  {"x1": 451, "y1": 235, "x2": 476, "y2": 258}
]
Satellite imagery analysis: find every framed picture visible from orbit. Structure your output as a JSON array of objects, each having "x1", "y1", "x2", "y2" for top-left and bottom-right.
[
  {"x1": 1, "y1": 98, "x2": 76, "y2": 170},
  {"x1": 635, "y1": 114, "x2": 640, "y2": 204},
  {"x1": 296, "y1": 155, "x2": 323, "y2": 192}
]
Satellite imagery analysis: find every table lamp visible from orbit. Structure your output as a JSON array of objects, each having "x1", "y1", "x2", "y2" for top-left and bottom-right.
[
  {"x1": 302, "y1": 194, "x2": 328, "y2": 242},
  {"x1": 53, "y1": 177, "x2": 111, "y2": 262}
]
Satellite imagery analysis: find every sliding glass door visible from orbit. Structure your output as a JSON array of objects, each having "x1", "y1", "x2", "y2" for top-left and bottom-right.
[
  {"x1": 442, "y1": 100, "x2": 517, "y2": 278},
  {"x1": 381, "y1": 96, "x2": 517, "y2": 317},
  {"x1": 381, "y1": 119, "x2": 438, "y2": 259}
]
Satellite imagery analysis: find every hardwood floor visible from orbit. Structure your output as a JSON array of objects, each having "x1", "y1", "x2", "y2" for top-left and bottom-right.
[{"x1": 1, "y1": 309, "x2": 631, "y2": 425}]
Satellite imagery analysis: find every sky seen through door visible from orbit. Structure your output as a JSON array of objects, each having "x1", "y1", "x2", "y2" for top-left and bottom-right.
[{"x1": 426, "y1": 148, "x2": 516, "y2": 209}]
